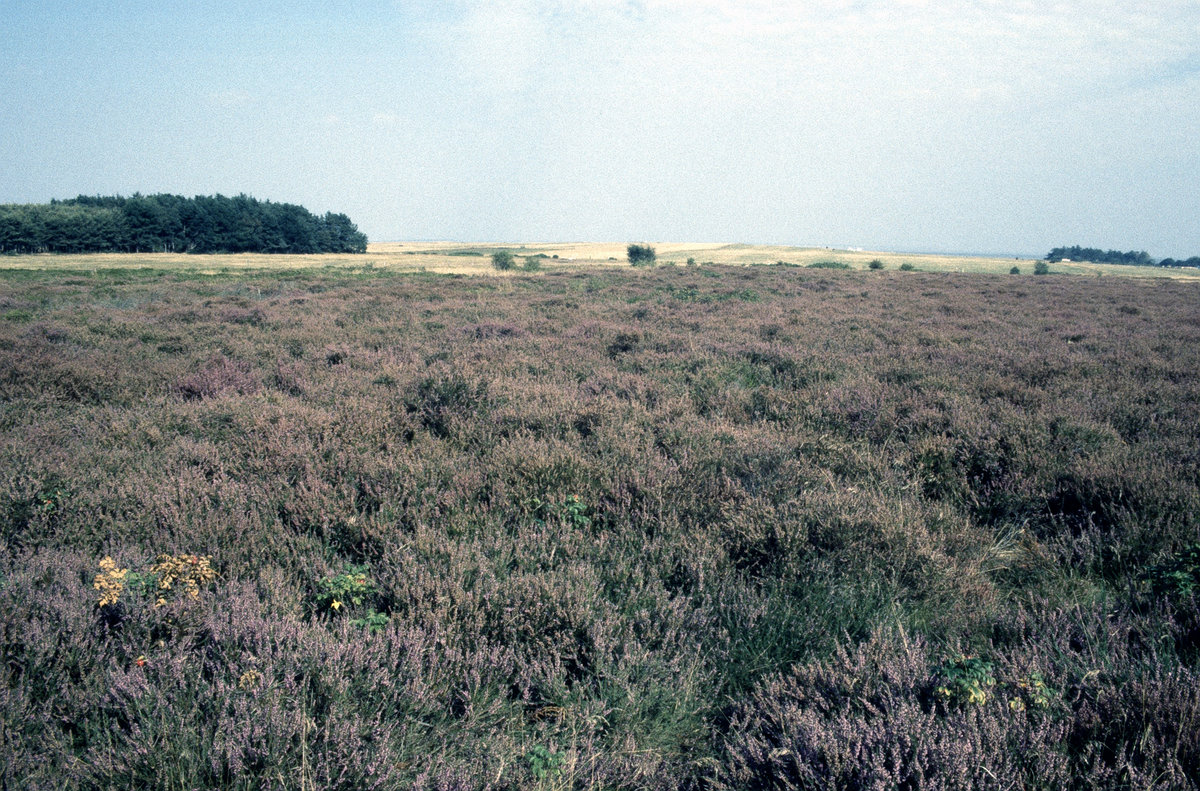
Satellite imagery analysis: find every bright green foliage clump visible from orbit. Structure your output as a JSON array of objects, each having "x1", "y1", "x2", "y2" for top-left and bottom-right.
[
  {"x1": 524, "y1": 494, "x2": 593, "y2": 530},
  {"x1": 933, "y1": 656, "x2": 996, "y2": 707},
  {"x1": 933, "y1": 657, "x2": 1057, "y2": 713},
  {"x1": 524, "y1": 744, "x2": 563, "y2": 780},
  {"x1": 314, "y1": 564, "x2": 390, "y2": 632},
  {"x1": 1144, "y1": 543, "x2": 1200, "y2": 602},
  {"x1": 1009, "y1": 672, "x2": 1053, "y2": 712}
]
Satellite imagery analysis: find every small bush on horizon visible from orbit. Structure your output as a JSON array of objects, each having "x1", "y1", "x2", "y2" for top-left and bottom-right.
[
  {"x1": 899, "y1": 262, "x2": 916, "y2": 271},
  {"x1": 491, "y1": 250, "x2": 516, "y2": 271},
  {"x1": 868, "y1": 259, "x2": 885, "y2": 270},
  {"x1": 807, "y1": 260, "x2": 850, "y2": 270},
  {"x1": 1010, "y1": 265, "x2": 1021, "y2": 274},
  {"x1": 521, "y1": 255, "x2": 541, "y2": 272},
  {"x1": 1034, "y1": 261, "x2": 1050, "y2": 275},
  {"x1": 628, "y1": 244, "x2": 657, "y2": 266}
]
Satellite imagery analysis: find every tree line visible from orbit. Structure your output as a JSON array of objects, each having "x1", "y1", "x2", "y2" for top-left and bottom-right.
[
  {"x1": 0, "y1": 194, "x2": 368, "y2": 254},
  {"x1": 1045, "y1": 246, "x2": 1200, "y2": 268}
]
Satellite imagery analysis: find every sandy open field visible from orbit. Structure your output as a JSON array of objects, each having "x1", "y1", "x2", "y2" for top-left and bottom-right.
[{"x1": 2, "y1": 241, "x2": 1198, "y2": 279}]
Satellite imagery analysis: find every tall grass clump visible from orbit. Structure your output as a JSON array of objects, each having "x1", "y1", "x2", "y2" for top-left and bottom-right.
[{"x1": 1, "y1": 259, "x2": 1198, "y2": 788}]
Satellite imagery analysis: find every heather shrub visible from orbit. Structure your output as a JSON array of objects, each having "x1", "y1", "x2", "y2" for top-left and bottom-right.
[
  {"x1": 173, "y1": 353, "x2": 260, "y2": 400},
  {"x1": 2, "y1": 261, "x2": 1198, "y2": 789},
  {"x1": 405, "y1": 372, "x2": 491, "y2": 439},
  {"x1": 718, "y1": 606, "x2": 1200, "y2": 790}
]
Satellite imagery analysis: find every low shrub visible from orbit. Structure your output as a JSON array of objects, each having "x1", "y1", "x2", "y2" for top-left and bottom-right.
[
  {"x1": 627, "y1": 244, "x2": 657, "y2": 266},
  {"x1": 313, "y1": 563, "x2": 391, "y2": 632},
  {"x1": 1144, "y1": 543, "x2": 1200, "y2": 602},
  {"x1": 491, "y1": 250, "x2": 516, "y2": 270}
]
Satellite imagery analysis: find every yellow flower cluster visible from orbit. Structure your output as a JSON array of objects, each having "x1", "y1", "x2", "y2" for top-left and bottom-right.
[
  {"x1": 94, "y1": 557, "x2": 128, "y2": 607},
  {"x1": 150, "y1": 554, "x2": 217, "y2": 606},
  {"x1": 934, "y1": 681, "x2": 991, "y2": 706},
  {"x1": 93, "y1": 554, "x2": 217, "y2": 608}
]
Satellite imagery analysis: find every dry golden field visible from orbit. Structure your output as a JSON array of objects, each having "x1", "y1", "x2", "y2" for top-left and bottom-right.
[{"x1": 2, "y1": 241, "x2": 1198, "y2": 278}]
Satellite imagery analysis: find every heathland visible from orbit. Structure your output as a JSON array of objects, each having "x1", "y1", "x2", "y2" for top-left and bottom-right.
[{"x1": 1, "y1": 246, "x2": 1198, "y2": 789}]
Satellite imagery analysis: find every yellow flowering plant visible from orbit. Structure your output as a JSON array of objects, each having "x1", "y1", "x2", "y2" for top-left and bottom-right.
[
  {"x1": 94, "y1": 557, "x2": 128, "y2": 607},
  {"x1": 94, "y1": 554, "x2": 217, "y2": 609},
  {"x1": 313, "y1": 564, "x2": 391, "y2": 633},
  {"x1": 932, "y1": 656, "x2": 996, "y2": 709}
]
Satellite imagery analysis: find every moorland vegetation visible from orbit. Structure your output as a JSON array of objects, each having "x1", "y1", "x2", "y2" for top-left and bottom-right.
[{"x1": 1, "y1": 261, "x2": 1198, "y2": 789}]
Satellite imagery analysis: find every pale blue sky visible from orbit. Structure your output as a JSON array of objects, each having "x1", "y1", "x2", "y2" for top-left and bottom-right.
[{"x1": 2, "y1": 1, "x2": 1198, "y2": 256}]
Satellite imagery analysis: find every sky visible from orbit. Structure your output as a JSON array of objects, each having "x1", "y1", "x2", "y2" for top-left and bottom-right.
[{"x1": 2, "y1": 1, "x2": 1198, "y2": 257}]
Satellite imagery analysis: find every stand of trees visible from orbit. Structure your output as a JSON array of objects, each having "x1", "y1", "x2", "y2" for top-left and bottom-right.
[
  {"x1": 1045, "y1": 246, "x2": 1200, "y2": 268},
  {"x1": 0, "y1": 194, "x2": 368, "y2": 254}
]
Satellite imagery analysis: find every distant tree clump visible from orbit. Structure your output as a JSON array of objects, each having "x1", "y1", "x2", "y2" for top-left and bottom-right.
[
  {"x1": 490, "y1": 250, "x2": 516, "y2": 271},
  {"x1": 868, "y1": 259, "x2": 885, "y2": 270},
  {"x1": 1034, "y1": 261, "x2": 1050, "y2": 275},
  {"x1": 1046, "y1": 246, "x2": 1200, "y2": 268},
  {"x1": 1045, "y1": 246, "x2": 1153, "y2": 266},
  {"x1": 0, "y1": 193, "x2": 368, "y2": 254},
  {"x1": 1010, "y1": 266, "x2": 1021, "y2": 274},
  {"x1": 627, "y1": 244, "x2": 657, "y2": 266}
]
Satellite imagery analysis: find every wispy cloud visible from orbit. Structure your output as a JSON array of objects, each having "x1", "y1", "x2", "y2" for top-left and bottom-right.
[{"x1": 437, "y1": 1, "x2": 1200, "y2": 114}]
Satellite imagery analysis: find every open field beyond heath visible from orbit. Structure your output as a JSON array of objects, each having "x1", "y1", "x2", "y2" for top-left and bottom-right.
[
  {"x1": 1, "y1": 259, "x2": 1198, "y2": 789},
  {"x1": 3, "y1": 241, "x2": 1200, "y2": 279}
]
